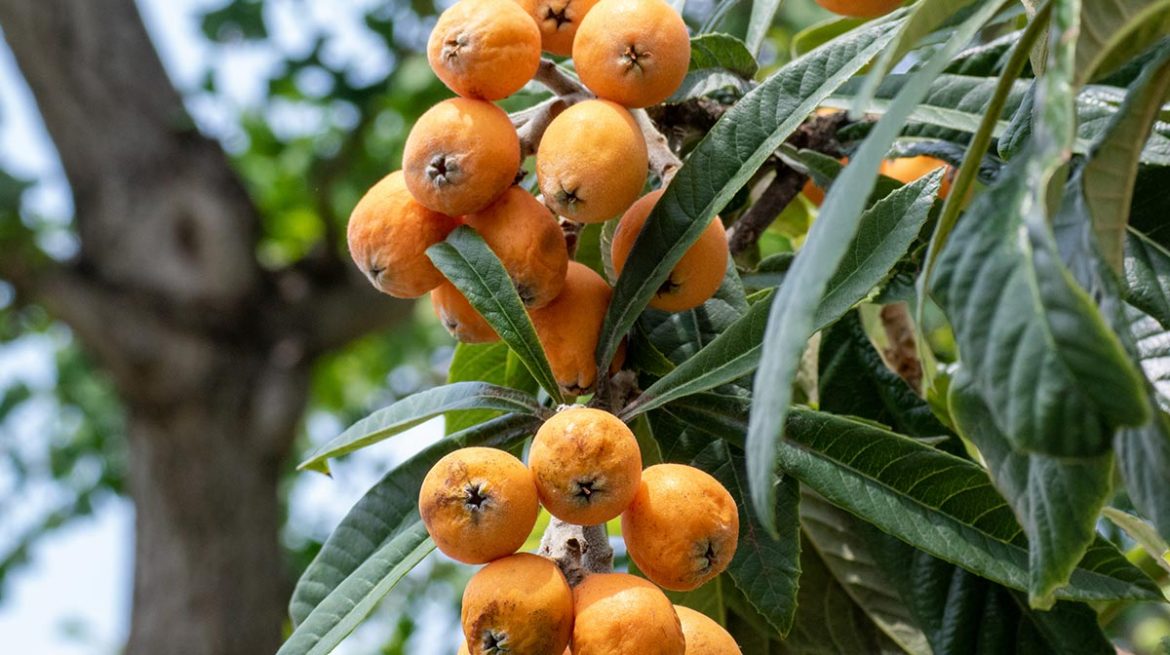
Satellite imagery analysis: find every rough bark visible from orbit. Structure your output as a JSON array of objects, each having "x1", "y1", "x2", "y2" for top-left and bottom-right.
[{"x1": 0, "y1": 1, "x2": 411, "y2": 653}]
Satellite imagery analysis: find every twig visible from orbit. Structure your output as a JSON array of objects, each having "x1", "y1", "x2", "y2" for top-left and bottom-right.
[
  {"x1": 535, "y1": 58, "x2": 589, "y2": 97},
  {"x1": 879, "y1": 302, "x2": 923, "y2": 394},
  {"x1": 538, "y1": 518, "x2": 614, "y2": 586},
  {"x1": 633, "y1": 109, "x2": 683, "y2": 184},
  {"x1": 516, "y1": 97, "x2": 567, "y2": 158}
]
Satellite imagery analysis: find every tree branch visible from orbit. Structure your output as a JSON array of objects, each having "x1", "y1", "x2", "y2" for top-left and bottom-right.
[
  {"x1": 538, "y1": 518, "x2": 614, "y2": 586},
  {"x1": 534, "y1": 59, "x2": 589, "y2": 97},
  {"x1": 633, "y1": 109, "x2": 683, "y2": 184}
]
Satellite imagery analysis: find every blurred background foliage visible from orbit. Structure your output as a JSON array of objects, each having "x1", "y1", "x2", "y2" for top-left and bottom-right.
[{"x1": 4, "y1": 0, "x2": 1166, "y2": 652}]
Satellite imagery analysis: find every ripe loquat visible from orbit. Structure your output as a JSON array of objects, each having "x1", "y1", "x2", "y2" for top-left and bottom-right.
[
  {"x1": 347, "y1": 170, "x2": 462, "y2": 298},
  {"x1": 815, "y1": 0, "x2": 904, "y2": 18},
  {"x1": 464, "y1": 186, "x2": 569, "y2": 308},
  {"x1": 529, "y1": 407, "x2": 642, "y2": 525},
  {"x1": 432, "y1": 280, "x2": 500, "y2": 344},
  {"x1": 880, "y1": 155, "x2": 955, "y2": 198},
  {"x1": 403, "y1": 98, "x2": 521, "y2": 216},
  {"x1": 611, "y1": 189, "x2": 727, "y2": 312},
  {"x1": 428, "y1": 0, "x2": 543, "y2": 100},
  {"x1": 675, "y1": 605, "x2": 741, "y2": 654},
  {"x1": 621, "y1": 464, "x2": 739, "y2": 591},
  {"x1": 462, "y1": 553, "x2": 574, "y2": 655},
  {"x1": 514, "y1": 0, "x2": 601, "y2": 56},
  {"x1": 418, "y1": 447, "x2": 539, "y2": 564},
  {"x1": 537, "y1": 99, "x2": 648, "y2": 224},
  {"x1": 529, "y1": 261, "x2": 613, "y2": 396},
  {"x1": 571, "y1": 573, "x2": 686, "y2": 655},
  {"x1": 572, "y1": 0, "x2": 691, "y2": 108}
]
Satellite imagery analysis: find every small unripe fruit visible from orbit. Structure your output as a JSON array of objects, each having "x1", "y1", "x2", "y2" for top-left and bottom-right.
[
  {"x1": 529, "y1": 262, "x2": 613, "y2": 395},
  {"x1": 403, "y1": 98, "x2": 521, "y2": 216},
  {"x1": 432, "y1": 281, "x2": 500, "y2": 344},
  {"x1": 418, "y1": 447, "x2": 539, "y2": 564},
  {"x1": 572, "y1": 0, "x2": 691, "y2": 108},
  {"x1": 529, "y1": 407, "x2": 642, "y2": 525},
  {"x1": 514, "y1": 0, "x2": 601, "y2": 56},
  {"x1": 347, "y1": 171, "x2": 462, "y2": 298},
  {"x1": 428, "y1": 0, "x2": 542, "y2": 100},
  {"x1": 675, "y1": 606, "x2": 741, "y2": 654},
  {"x1": 537, "y1": 99, "x2": 648, "y2": 224},
  {"x1": 572, "y1": 573, "x2": 686, "y2": 655},
  {"x1": 622, "y1": 464, "x2": 739, "y2": 591},
  {"x1": 611, "y1": 189, "x2": 728, "y2": 312},
  {"x1": 465, "y1": 186, "x2": 569, "y2": 308},
  {"x1": 815, "y1": 0, "x2": 904, "y2": 18},
  {"x1": 462, "y1": 553, "x2": 574, "y2": 655}
]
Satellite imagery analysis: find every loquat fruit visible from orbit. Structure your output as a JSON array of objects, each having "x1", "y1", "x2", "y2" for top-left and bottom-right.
[
  {"x1": 572, "y1": 0, "x2": 691, "y2": 108},
  {"x1": 419, "y1": 447, "x2": 539, "y2": 564},
  {"x1": 529, "y1": 407, "x2": 642, "y2": 525},
  {"x1": 675, "y1": 606, "x2": 741, "y2": 654},
  {"x1": 464, "y1": 186, "x2": 569, "y2": 308},
  {"x1": 428, "y1": 0, "x2": 543, "y2": 100},
  {"x1": 529, "y1": 261, "x2": 613, "y2": 396},
  {"x1": 611, "y1": 189, "x2": 727, "y2": 312},
  {"x1": 880, "y1": 155, "x2": 955, "y2": 198},
  {"x1": 403, "y1": 98, "x2": 521, "y2": 216},
  {"x1": 347, "y1": 170, "x2": 462, "y2": 298},
  {"x1": 537, "y1": 99, "x2": 648, "y2": 224},
  {"x1": 815, "y1": 0, "x2": 904, "y2": 18},
  {"x1": 571, "y1": 572, "x2": 686, "y2": 655},
  {"x1": 432, "y1": 280, "x2": 500, "y2": 344},
  {"x1": 514, "y1": 0, "x2": 601, "y2": 56},
  {"x1": 462, "y1": 553, "x2": 574, "y2": 655},
  {"x1": 621, "y1": 464, "x2": 739, "y2": 591}
]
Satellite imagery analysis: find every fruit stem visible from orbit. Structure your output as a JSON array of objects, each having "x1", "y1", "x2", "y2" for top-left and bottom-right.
[
  {"x1": 538, "y1": 518, "x2": 614, "y2": 586},
  {"x1": 534, "y1": 58, "x2": 590, "y2": 97},
  {"x1": 632, "y1": 108, "x2": 682, "y2": 184}
]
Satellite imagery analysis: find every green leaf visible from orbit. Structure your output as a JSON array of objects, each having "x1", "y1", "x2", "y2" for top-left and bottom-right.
[
  {"x1": 930, "y1": 150, "x2": 1149, "y2": 457},
  {"x1": 637, "y1": 259, "x2": 749, "y2": 364},
  {"x1": 853, "y1": 0, "x2": 983, "y2": 117},
  {"x1": 865, "y1": 524, "x2": 1116, "y2": 655},
  {"x1": 1075, "y1": 0, "x2": 1170, "y2": 85},
  {"x1": 690, "y1": 33, "x2": 759, "y2": 78},
  {"x1": 626, "y1": 171, "x2": 942, "y2": 419},
  {"x1": 297, "y1": 382, "x2": 546, "y2": 472},
  {"x1": 284, "y1": 414, "x2": 541, "y2": 652},
  {"x1": 1082, "y1": 41, "x2": 1170, "y2": 273},
  {"x1": 791, "y1": 17, "x2": 867, "y2": 58},
  {"x1": 800, "y1": 489, "x2": 932, "y2": 655},
  {"x1": 779, "y1": 408, "x2": 1162, "y2": 604},
  {"x1": 747, "y1": 1, "x2": 1008, "y2": 535},
  {"x1": 744, "y1": 0, "x2": 782, "y2": 56},
  {"x1": 1124, "y1": 229, "x2": 1170, "y2": 329},
  {"x1": 948, "y1": 371, "x2": 1114, "y2": 607},
  {"x1": 444, "y1": 342, "x2": 540, "y2": 434},
  {"x1": 819, "y1": 311, "x2": 951, "y2": 439},
  {"x1": 693, "y1": 441, "x2": 801, "y2": 636},
  {"x1": 1103, "y1": 508, "x2": 1170, "y2": 575},
  {"x1": 594, "y1": 14, "x2": 905, "y2": 373},
  {"x1": 428, "y1": 226, "x2": 563, "y2": 403}
]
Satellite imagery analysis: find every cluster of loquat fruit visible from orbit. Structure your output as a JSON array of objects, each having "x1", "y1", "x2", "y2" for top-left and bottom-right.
[
  {"x1": 421, "y1": 407, "x2": 740, "y2": 655},
  {"x1": 347, "y1": 0, "x2": 731, "y2": 397}
]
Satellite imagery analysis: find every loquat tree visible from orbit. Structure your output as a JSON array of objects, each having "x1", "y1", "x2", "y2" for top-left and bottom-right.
[{"x1": 286, "y1": 0, "x2": 1170, "y2": 652}]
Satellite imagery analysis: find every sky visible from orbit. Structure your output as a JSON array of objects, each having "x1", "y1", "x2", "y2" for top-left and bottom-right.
[{"x1": 0, "y1": 1, "x2": 461, "y2": 653}]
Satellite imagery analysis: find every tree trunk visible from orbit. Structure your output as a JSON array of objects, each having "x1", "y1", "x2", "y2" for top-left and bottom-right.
[
  {"x1": 126, "y1": 369, "x2": 304, "y2": 655},
  {"x1": 0, "y1": 1, "x2": 412, "y2": 652}
]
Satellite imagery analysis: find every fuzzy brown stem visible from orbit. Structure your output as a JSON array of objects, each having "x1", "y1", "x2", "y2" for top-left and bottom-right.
[
  {"x1": 880, "y1": 302, "x2": 923, "y2": 393},
  {"x1": 726, "y1": 167, "x2": 807, "y2": 256},
  {"x1": 538, "y1": 518, "x2": 614, "y2": 586},
  {"x1": 535, "y1": 58, "x2": 589, "y2": 97},
  {"x1": 516, "y1": 97, "x2": 566, "y2": 158},
  {"x1": 633, "y1": 108, "x2": 683, "y2": 184}
]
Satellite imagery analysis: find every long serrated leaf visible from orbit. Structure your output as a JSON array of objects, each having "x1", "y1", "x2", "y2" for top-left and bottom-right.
[
  {"x1": 444, "y1": 342, "x2": 540, "y2": 434},
  {"x1": 1075, "y1": 0, "x2": 1170, "y2": 85},
  {"x1": 428, "y1": 226, "x2": 563, "y2": 403},
  {"x1": 625, "y1": 172, "x2": 941, "y2": 419},
  {"x1": 852, "y1": 0, "x2": 982, "y2": 116},
  {"x1": 1103, "y1": 508, "x2": 1170, "y2": 575},
  {"x1": 284, "y1": 414, "x2": 540, "y2": 651},
  {"x1": 298, "y1": 381, "x2": 545, "y2": 472},
  {"x1": 594, "y1": 14, "x2": 905, "y2": 372},
  {"x1": 779, "y1": 408, "x2": 1161, "y2": 604},
  {"x1": 1082, "y1": 41, "x2": 1170, "y2": 273},
  {"x1": 800, "y1": 489, "x2": 932, "y2": 655},
  {"x1": 693, "y1": 441, "x2": 801, "y2": 636},
  {"x1": 1124, "y1": 228, "x2": 1170, "y2": 330},
  {"x1": 948, "y1": 371, "x2": 1114, "y2": 608},
  {"x1": 747, "y1": 1, "x2": 1009, "y2": 536}
]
